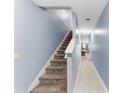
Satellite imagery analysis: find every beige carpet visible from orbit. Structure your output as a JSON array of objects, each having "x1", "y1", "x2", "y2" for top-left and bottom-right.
[{"x1": 74, "y1": 56, "x2": 108, "y2": 93}]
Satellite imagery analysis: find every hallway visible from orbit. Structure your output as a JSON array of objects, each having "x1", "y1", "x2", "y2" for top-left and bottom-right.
[
  {"x1": 14, "y1": 0, "x2": 109, "y2": 93},
  {"x1": 74, "y1": 56, "x2": 108, "y2": 93}
]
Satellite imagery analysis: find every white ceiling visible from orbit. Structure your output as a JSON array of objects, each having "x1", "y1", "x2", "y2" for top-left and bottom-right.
[
  {"x1": 32, "y1": 0, "x2": 108, "y2": 43},
  {"x1": 33, "y1": 0, "x2": 108, "y2": 30}
]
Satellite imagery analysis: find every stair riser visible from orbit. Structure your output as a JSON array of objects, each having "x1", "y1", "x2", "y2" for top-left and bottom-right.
[
  {"x1": 57, "y1": 51, "x2": 65, "y2": 54},
  {"x1": 60, "y1": 46, "x2": 67, "y2": 49},
  {"x1": 66, "y1": 37, "x2": 72, "y2": 39},
  {"x1": 67, "y1": 34, "x2": 72, "y2": 36},
  {"x1": 51, "y1": 62, "x2": 67, "y2": 66},
  {"x1": 64, "y1": 39, "x2": 71, "y2": 42},
  {"x1": 50, "y1": 60, "x2": 67, "y2": 65},
  {"x1": 61, "y1": 43, "x2": 68, "y2": 46},
  {"x1": 68, "y1": 33, "x2": 72, "y2": 34},
  {"x1": 59, "y1": 47, "x2": 66, "y2": 50},
  {"x1": 64, "y1": 39, "x2": 71, "y2": 41},
  {"x1": 46, "y1": 69, "x2": 67, "y2": 74},
  {"x1": 62, "y1": 42, "x2": 69, "y2": 45},
  {"x1": 39, "y1": 79, "x2": 66, "y2": 86},
  {"x1": 54, "y1": 55, "x2": 65, "y2": 59},
  {"x1": 65, "y1": 37, "x2": 71, "y2": 40},
  {"x1": 63, "y1": 41, "x2": 70, "y2": 44},
  {"x1": 50, "y1": 58, "x2": 67, "y2": 64},
  {"x1": 68, "y1": 34, "x2": 72, "y2": 36},
  {"x1": 59, "y1": 46, "x2": 67, "y2": 49}
]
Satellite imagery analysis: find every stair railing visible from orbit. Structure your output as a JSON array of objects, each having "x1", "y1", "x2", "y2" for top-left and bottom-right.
[
  {"x1": 65, "y1": 38, "x2": 81, "y2": 93},
  {"x1": 65, "y1": 39, "x2": 75, "y2": 93}
]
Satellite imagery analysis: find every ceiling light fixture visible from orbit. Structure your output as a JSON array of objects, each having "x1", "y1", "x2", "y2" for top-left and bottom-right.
[{"x1": 85, "y1": 17, "x2": 91, "y2": 21}]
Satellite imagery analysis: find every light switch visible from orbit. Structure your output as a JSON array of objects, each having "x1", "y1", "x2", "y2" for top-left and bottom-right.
[{"x1": 14, "y1": 52, "x2": 20, "y2": 60}]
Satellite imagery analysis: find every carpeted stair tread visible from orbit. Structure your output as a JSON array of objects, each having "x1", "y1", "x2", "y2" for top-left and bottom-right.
[
  {"x1": 39, "y1": 73, "x2": 66, "y2": 80},
  {"x1": 63, "y1": 41, "x2": 70, "y2": 43},
  {"x1": 31, "y1": 85, "x2": 66, "y2": 93},
  {"x1": 50, "y1": 59, "x2": 67, "y2": 66},
  {"x1": 54, "y1": 54, "x2": 65, "y2": 59},
  {"x1": 59, "y1": 47, "x2": 67, "y2": 50},
  {"x1": 57, "y1": 50, "x2": 65, "y2": 52},
  {"x1": 46, "y1": 65, "x2": 66, "y2": 70},
  {"x1": 57, "y1": 50, "x2": 65, "y2": 53},
  {"x1": 51, "y1": 59, "x2": 67, "y2": 62},
  {"x1": 62, "y1": 43, "x2": 68, "y2": 45},
  {"x1": 55, "y1": 54, "x2": 65, "y2": 56},
  {"x1": 54, "y1": 54, "x2": 65, "y2": 57}
]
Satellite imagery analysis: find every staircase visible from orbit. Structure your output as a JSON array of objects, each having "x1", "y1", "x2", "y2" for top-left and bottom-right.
[{"x1": 30, "y1": 31, "x2": 72, "y2": 93}]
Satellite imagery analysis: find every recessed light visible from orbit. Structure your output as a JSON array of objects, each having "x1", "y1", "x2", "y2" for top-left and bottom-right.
[{"x1": 85, "y1": 18, "x2": 91, "y2": 21}]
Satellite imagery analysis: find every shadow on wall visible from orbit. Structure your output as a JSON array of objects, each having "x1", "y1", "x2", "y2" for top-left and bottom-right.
[
  {"x1": 91, "y1": 3, "x2": 109, "y2": 90},
  {"x1": 14, "y1": 0, "x2": 68, "y2": 93}
]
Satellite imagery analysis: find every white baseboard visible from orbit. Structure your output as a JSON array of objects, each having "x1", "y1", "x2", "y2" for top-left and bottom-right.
[{"x1": 90, "y1": 60, "x2": 109, "y2": 93}]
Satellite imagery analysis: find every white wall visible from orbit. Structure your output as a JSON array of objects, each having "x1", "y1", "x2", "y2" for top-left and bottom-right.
[
  {"x1": 91, "y1": 3, "x2": 109, "y2": 90},
  {"x1": 14, "y1": 0, "x2": 68, "y2": 93},
  {"x1": 71, "y1": 42, "x2": 81, "y2": 92}
]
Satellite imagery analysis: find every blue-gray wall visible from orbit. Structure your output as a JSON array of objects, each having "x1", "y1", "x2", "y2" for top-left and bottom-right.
[
  {"x1": 91, "y1": 3, "x2": 109, "y2": 90},
  {"x1": 14, "y1": 0, "x2": 68, "y2": 93}
]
